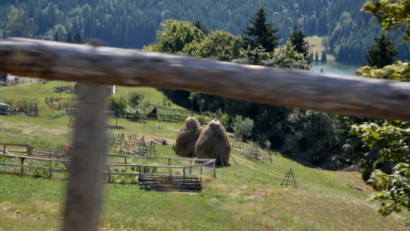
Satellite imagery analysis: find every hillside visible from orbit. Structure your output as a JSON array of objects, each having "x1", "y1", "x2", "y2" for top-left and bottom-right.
[
  {"x1": 0, "y1": 82, "x2": 409, "y2": 230},
  {"x1": 0, "y1": 0, "x2": 409, "y2": 65}
]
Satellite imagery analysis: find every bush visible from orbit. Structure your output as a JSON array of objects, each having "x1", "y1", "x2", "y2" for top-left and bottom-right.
[{"x1": 232, "y1": 115, "x2": 254, "y2": 141}]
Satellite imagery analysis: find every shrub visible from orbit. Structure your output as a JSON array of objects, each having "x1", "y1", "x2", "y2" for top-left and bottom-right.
[{"x1": 232, "y1": 115, "x2": 254, "y2": 141}]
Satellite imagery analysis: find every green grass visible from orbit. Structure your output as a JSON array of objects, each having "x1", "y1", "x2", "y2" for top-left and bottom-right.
[
  {"x1": 306, "y1": 36, "x2": 335, "y2": 61},
  {"x1": 0, "y1": 82, "x2": 409, "y2": 230}
]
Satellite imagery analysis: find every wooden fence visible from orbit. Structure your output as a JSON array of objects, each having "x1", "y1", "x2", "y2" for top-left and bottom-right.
[
  {"x1": 5, "y1": 100, "x2": 38, "y2": 116},
  {"x1": 125, "y1": 113, "x2": 207, "y2": 125},
  {"x1": 3, "y1": 38, "x2": 410, "y2": 230},
  {"x1": 45, "y1": 97, "x2": 77, "y2": 113},
  {"x1": 0, "y1": 143, "x2": 216, "y2": 187}
]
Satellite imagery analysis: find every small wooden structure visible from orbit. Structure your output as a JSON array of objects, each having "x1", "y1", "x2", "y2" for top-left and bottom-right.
[{"x1": 280, "y1": 168, "x2": 297, "y2": 188}]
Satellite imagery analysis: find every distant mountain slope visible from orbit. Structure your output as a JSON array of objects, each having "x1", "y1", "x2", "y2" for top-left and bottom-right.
[{"x1": 0, "y1": 0, "x2": 409, "y2": 65}]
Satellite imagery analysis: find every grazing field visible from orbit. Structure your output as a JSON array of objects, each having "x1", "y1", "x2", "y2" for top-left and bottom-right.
[
  {"x1": 0, "y1": 82, "x2": 409, "y2": 230},
  {"x1": 306, "y1": 36, "x2": 335, "y2": 61}
]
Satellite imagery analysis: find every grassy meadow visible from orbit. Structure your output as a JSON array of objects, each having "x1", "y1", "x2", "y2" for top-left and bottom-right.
[
  {"x1": 0, "y1": 81, "x2": 409, "y2": 231},
  {"x1": 306, "y1": 36, "x2": 335, "y2": 61}
]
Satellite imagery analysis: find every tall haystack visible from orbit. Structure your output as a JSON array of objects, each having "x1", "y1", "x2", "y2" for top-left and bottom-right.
[
  {"x1": 195, "y1": 120, "x2": 231, "y2": 165},
  {"x1": 174, "y1": 117, "x2": 203, "y2": 157}
]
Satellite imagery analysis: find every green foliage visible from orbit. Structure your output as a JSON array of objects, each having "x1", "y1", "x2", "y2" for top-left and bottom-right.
[
  {"x1": 243, "y1": 7, "x2": 280, "y2": 53},
  {"x1": 315, "y1": 51, "x2": 319, "y2": 62},
  {"x1": 232, "y1": 115, "x2": 254, "y2": 141},
  {"x1": 289, "y1": 26, "x2": 310, "y2": 61},
  {"x1": 267, "y1": 41, "x2": 310, "y2": 70},
  {"x1": 128, "y1": 91, "x2": 145, "y2": 113},
  {"x1": 217, "y1": 108, "x2": 230, "y2": 129},
  {"x1": 351, "y1": 0, "x2": 410, "y2": 216},
  {"x1": 147, "y1": 19, "x2": 205, "y2": 54},
  {"x1": 362, "y1": 0, "x2": 410, "y2": 42},
  {"x1": 183, "y1": 30, "x2": 243, "y2": 61},
  {"x1": 364, "y1": 33, "x2": 398, "y2": 68},
  {"x1": 65, "y1": 31, "x2": 73, "y2": 43},
  {"x1": 109, "y1": 96, "x2": 127, "y2": 127},
  {"x1": 235, "y1": 45, "x2": 271, "y2": 65}
]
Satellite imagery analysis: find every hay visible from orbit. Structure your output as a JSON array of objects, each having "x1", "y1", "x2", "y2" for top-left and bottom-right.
[
  {"x1": 195, "y1": 120, "x2": 231, "y2": 165},
  {"x1": 174, "y1": 117, "x2": 203, "y2": 157}
]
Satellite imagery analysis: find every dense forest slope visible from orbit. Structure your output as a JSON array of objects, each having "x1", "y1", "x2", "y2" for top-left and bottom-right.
[{"x1": 0, "y1": 0, "x2": 409, "y2": 64}]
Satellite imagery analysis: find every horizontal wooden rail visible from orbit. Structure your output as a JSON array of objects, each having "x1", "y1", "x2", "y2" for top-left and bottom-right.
[{"x1": 0, "y1": 38, "x2": 409, "y2": 120}]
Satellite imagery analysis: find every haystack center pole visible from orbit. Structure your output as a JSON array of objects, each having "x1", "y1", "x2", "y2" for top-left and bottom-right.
[{"x1": 1, "y1": 38, "x2": 410, "y2": 121}]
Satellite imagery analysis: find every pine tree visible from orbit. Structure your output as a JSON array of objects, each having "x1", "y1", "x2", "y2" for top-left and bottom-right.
[
  {"x1": 74, "y1": 30, "x2": 83, "y2": 44},
  {"x1": 315, "y1": 51, "x2": 319, "y2": 62},
  {"x1": 364, "y1": 33, "x2": 398, "y2": 68},
  {"x1": 65, "y1": 31, "x2": 73, "y2": 43},
  {"x1": 289, "y1": 26, "x2": 310, "y2": 60},
  {"x1": 310, "y1": 52, "x2": 314, "y2": 62},
  {"x1": 243, "y1": 7, "x2": 280, "y2": 52},
  {"x1": 53, "y1": 32, "x2": 60, "y2": 42},
  {"x1": 321, "y1": 50, "x2": 327, "y2": 62},
  {"x1": 194, "y1": 20, "x2": 209, "y2": 35}
]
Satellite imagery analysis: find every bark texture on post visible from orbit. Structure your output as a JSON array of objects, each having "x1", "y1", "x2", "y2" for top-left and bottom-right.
[
  {"x1": 1, "y1": 38, "x2": 410, "y2": 121},
  {"x1": 62, "y1": 84, "x2": 109, "y2": 231}
]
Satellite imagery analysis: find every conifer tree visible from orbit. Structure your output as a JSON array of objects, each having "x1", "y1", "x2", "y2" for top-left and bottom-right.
[
  {"x1": 321, "y1": 50, "x2": 327, "y2": 62},
  {"x1": 53, "y1": 32, "x2": 60, "y2": 42},
  {"x1": 243, "y1": 7, "x2": 279, "y2": 52},
  {"x1": 65, "y1": 31, "x2": 73, "y2": 43},
  {"x1": 364, "y1": 33, "x2": 397, "y2": 68},
  {"x1": 194, "y1": 20, "x2": 209, "y2": 35},
  {"x1": 289, "y1": 26, "x2": 310, "y2": 60},
  {"x1": 315, "y1": 51, "x2": 319, "y2": 62},
  {"x1": 73, "y1": 31, "x2": 83, "y2": 44}
]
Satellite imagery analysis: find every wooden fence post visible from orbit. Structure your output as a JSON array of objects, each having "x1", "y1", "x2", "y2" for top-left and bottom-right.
[
  {"x1": 62, "y1": 82, "x2": 110, "y2": 231},
  {"x1": 20, "y1": 158, "x2": 24, "y2": 176}
]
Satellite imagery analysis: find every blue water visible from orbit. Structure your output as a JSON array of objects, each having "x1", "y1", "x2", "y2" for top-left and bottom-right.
[{"x1": 310, "y1": 61, "x2": 360, "y2": 76}]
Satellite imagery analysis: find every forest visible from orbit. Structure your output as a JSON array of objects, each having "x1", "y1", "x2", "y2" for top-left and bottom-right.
[{"x1": 1, "y1": 0, "x2": 410, "y2": 65}]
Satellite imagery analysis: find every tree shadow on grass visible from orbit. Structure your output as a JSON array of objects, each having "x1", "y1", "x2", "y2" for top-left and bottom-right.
[{"x1": 107, "y1": 125, "x2": 126, "y2": 130}]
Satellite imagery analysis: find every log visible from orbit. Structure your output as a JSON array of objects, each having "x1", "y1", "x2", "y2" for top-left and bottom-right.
[{"x1": 0, "y1": 37, "x2": 409, "y2": 121}]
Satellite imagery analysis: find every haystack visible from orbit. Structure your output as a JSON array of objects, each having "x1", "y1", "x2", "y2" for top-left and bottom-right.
[
  {"x1": 174, "y1": 117, "x2": 203, "y2": 157},
  {"x1": 195, "y1": 120, "x2": 231, "y2": 165}
]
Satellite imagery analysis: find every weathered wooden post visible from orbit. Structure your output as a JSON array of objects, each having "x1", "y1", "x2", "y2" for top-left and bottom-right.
[
  {"x1": 62, "y1": 83, "x2": 109, "y2": 231},
  {"x1": 20, "y1": 158, "x2": 24, "y2": 176}
]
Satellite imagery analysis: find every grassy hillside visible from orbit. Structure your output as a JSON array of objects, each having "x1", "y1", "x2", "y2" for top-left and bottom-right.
[
  {"x1": 306, "y1": 36, "x2": 335, "y2": 61},
  {"x1": 0, "y1": 82, "x2": 409, "y2": 230}
]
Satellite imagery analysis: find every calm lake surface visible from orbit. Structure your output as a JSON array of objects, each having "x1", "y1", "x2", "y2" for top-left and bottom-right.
[{"x1": 310, "y1": 61, "x2": 360, "y2": 76}]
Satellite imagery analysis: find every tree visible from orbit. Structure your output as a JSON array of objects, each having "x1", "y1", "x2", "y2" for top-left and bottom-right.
[
  {"x1": 321, "y1": 50, "x2": 327, "y2": 62},
  {"x1": 364, "y1": 33, "x2": 398, "y2": 68},
  {"x1": 73, "y1": 30, "x2": 83, "y2": 44},
  {"x1": 145, "y1": 19, "x2": 205, "y2": 54},
  {"x1": 289, "y1": 26, "x2": 310, "y2": 61},
  {"x1": 65, "y1": 31, "x2": 73, "y2": 43},
  {"x1": 108, "y1": 96, "x2": 127, "y2": 127},
  {"x1": 315, "y1": 51, "x2": 319, "y2": 62},
  {"x1": 352, "y1": 0, "x2": 410, "y2": 216},
  {"x1": 194, "y1": 20, "x2": 209, "y2": 35},
  {"x1": 53, "y1": 32, "x2": 60, "y2": 42},
  {"x1": 232, "y1": 115, "x2": 254, "y2": 141},
  {"x1": 128, "y1": 91, "x2": 145, "y2": 114},
  {"x1": 243, "y1": 7, "x2": 280, "y2": 53}
]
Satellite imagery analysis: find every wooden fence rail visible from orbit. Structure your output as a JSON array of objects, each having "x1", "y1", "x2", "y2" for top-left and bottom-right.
[{"x1": 1, "y1": 38, "x2": 409, "y2": 231}]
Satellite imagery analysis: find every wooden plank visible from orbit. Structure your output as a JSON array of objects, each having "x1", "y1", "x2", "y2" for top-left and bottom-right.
[{"x1": 1, "y1": 38, "x2": 410, "y2": 120}]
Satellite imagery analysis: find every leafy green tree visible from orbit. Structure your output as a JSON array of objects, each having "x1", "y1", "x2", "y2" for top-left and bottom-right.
[
  {"x1": 243, "y1": 7, "x2": 280, "y2": 52},
  {"x1": 321, "y1": 50, "x2": 327, "y2": 62},
  {"x1": 232, "y1": 115, "x2": 254, "y2": 141},
  {"x1": 184, "y1": 30, "x2": 243, "y2": 61},
  {"x1": 364, "y1": 33, "x2": 398, "y2": 68},
  {"x1": 267, "y1": 41, "x2": 310, "y2": 70},
  {"x1": 146, "y1": 19, "x2": 205, "y2": 53},
  {"x1": 128, "y1": 91, "x2": 145, "y2": 114},
  {"x1": 289, "y1": 26, "x2": 310, "y2": 61},
  {"x1": 352, "y1": 0, "x2": 410, "y2": 216},
  {"x1": 109, "y1": 96, "x2": 127, "y2": 127}
]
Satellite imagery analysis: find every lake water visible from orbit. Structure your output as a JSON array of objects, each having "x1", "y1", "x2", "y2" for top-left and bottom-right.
[{"x1": 310, "y1": 61, "x2": 360, "y2": 76}]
